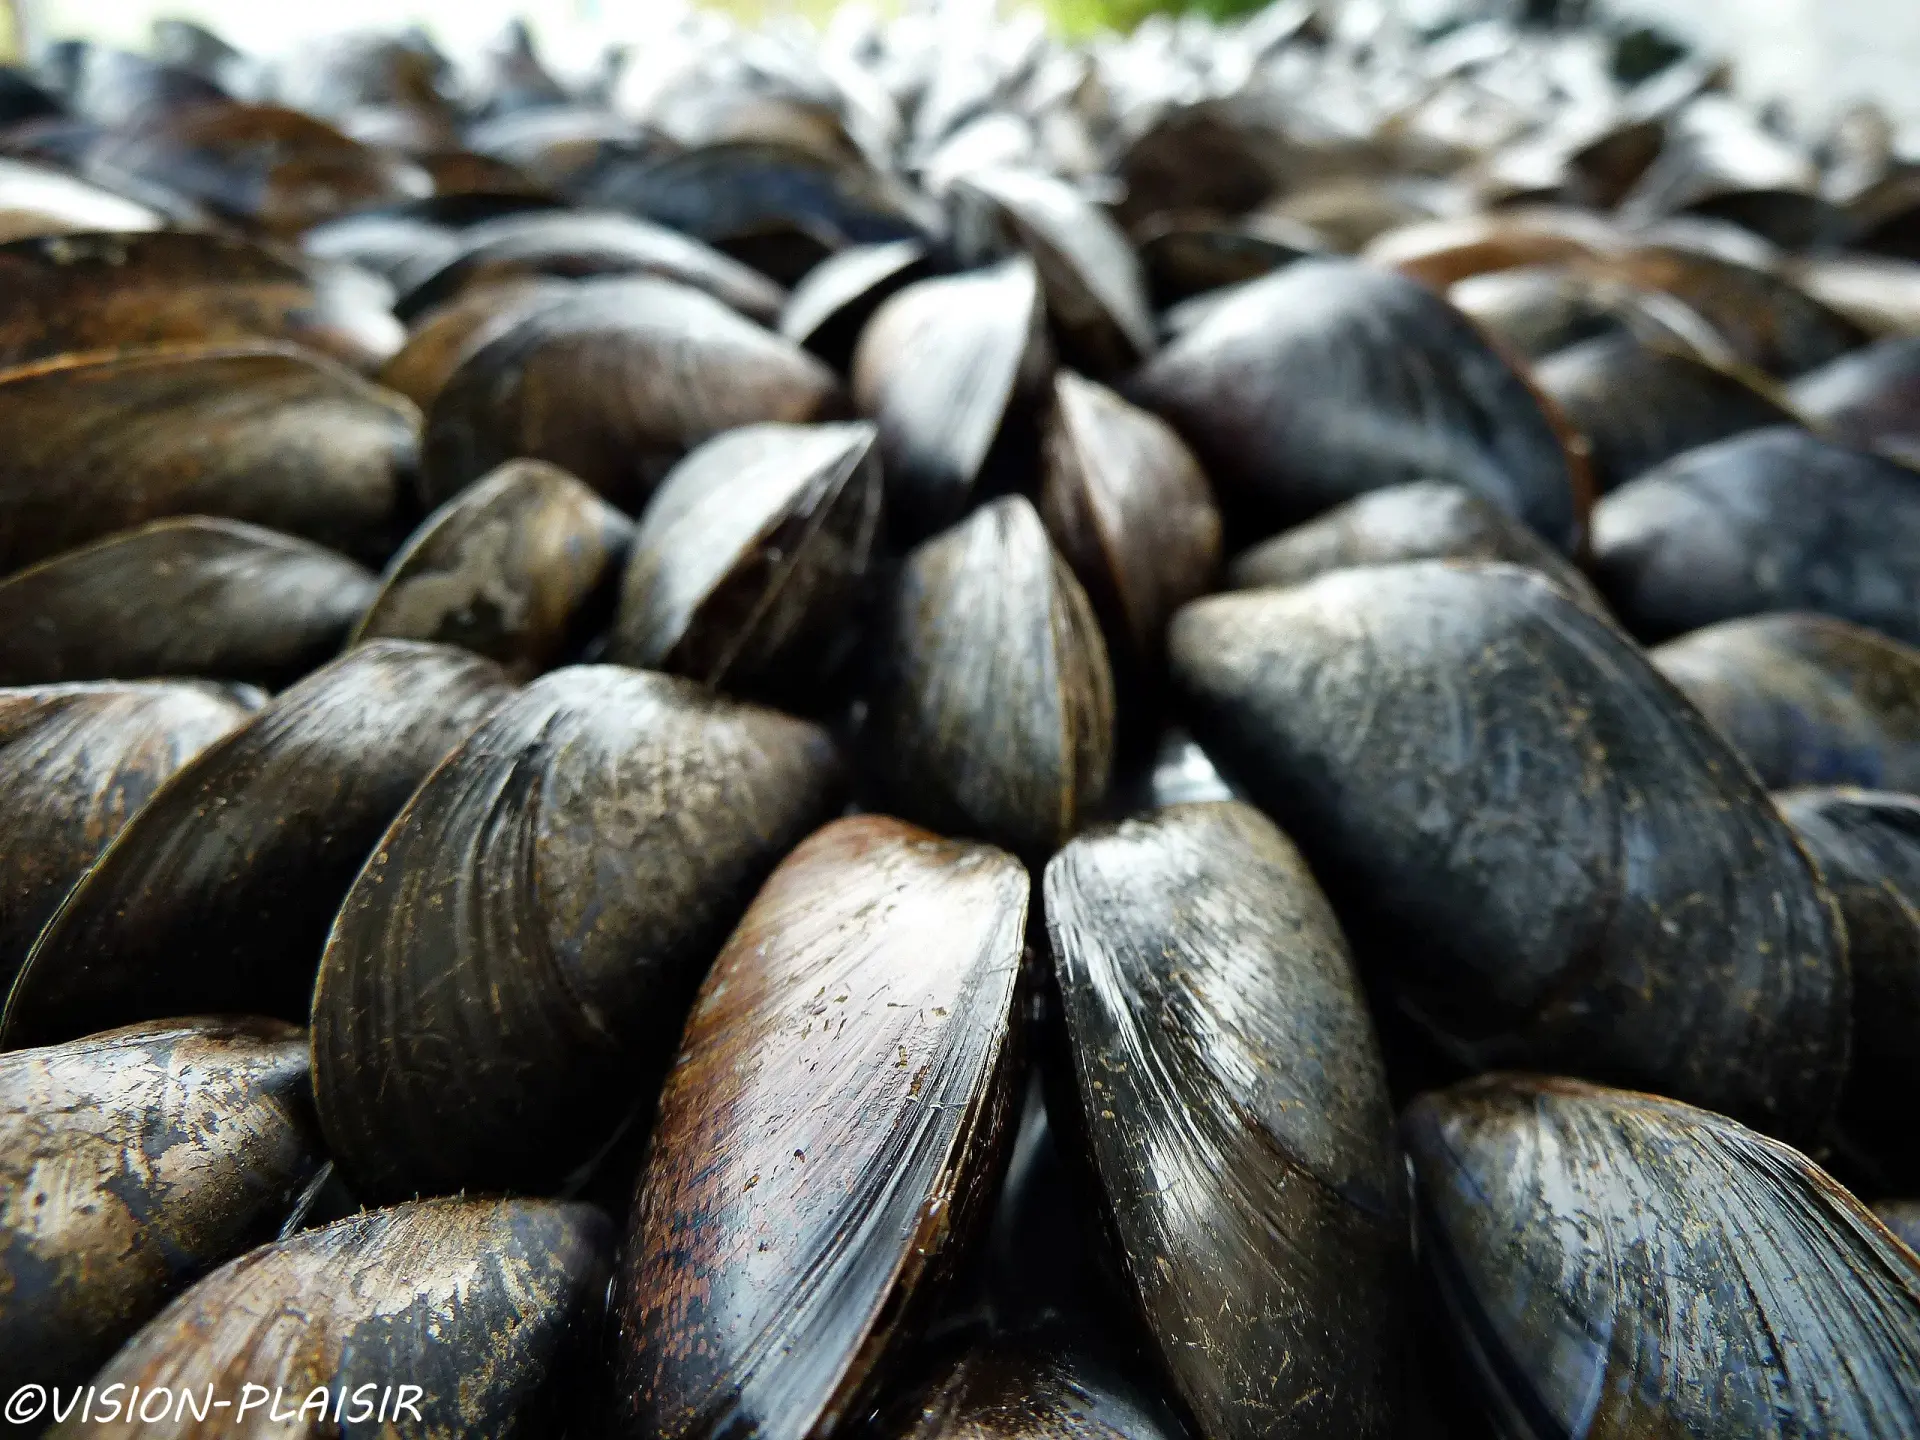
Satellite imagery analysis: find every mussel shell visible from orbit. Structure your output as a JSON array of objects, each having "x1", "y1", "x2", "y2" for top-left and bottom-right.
[
  {"x1": 951, "y1": 166, "x2": 1154, "y2": 376},
  {"x1": 0, "y1": 343, "x2": 421, "y2": 575},
  {"x1": 1447, "y1": 264, "x2": 1700, "y2": 362},
  {"x1": 424, "y1": 274, "x2": 843, "y2": 513},
  {"x1": 311, "y1": 666, "x2": 843, "y2": 1202},
  {"x1": 1792, "y1": 255, "x2": 1920, "y2": 340},
  {"x1": 1592, "y1": 243, "x2": 1869, "y2": 380},
  {"x1": 0, "y1": 517, "x2": 378, "y2": 687},
  {"x1": 852, "y1": 257, "x2": 1052, "y2": 541},
  {"x1": 578, "y1": 139, "x2": 933, "y2": 284},
  {"x1": 607, "y1": 421, "x2": 882, "y2": 698},
  {"x1": 353, "y1": 459, "x2": 633, "y2": 680},
  {"x1": 0, "y1": 1017, "x2": 324, "y2": 1395},
  {"x1": 71, "y1": 1196, "x2": 612, "y2": 1439},
  {"x1": 0, "y1": 156, "x2": 163, "y2": 243},
  {"x1": 90, "y1": 101, "x2": 432, "y2": 236},
  {"x1": 1113, "y1": 103, "x2": 1279, "y2": 233},
  {"x1": 1, "y1": 642, "x2": 511, "y2": 1048},
  {"x1": 1778, "y1": 787, "x2": 1920, "y2": 1191},
  {"x1": 0, "y1": 231, "x2": 398, "y2": 372},
  {"x1": 613, "y1": 814, "x2": 1028, "y2": 1440},
  {"x1": 1792, "y1": 335, "x2": 1920, "y2": 469},
  {"x1": 1405, "y1": 1075, "x2": 1920, "y2": 1437},
  {"x1": 870, "y1": 495, "x2": 1114, "y2": 859},
  {"x1": 1534, "y1": 333, "x2": 1797, "y2": 494},
  {"x1": 875, "y1": 1335, "x2": 1183, "y2": 1440},
  {"x1": 1170, "y1": 563, "x2": 1848, "y2": 1144},
  {"x1": 1134, "y1": 213, "x2": 1323, "y2": 307},
  {"x1": 1618, "y1": 99, "x2": 1842, "y2": 249},
  {"x1": 1362, "y1": 208, "x2": 1622, "y2": 291},
  {"x1": 0, "y1": 682, "x2": 251, "y2": 988},
  {"x1": 1128, "y1": 258, "x2": 1580, "y2": 551},
  {"x1": 778, "y1": 237, "x2": 933, "y2": 371},
  {"x1": 1652, "y1": 613, "x2": 1920, "y2": 792},
  {"x1": 393, "y1": 209, "x2": 786, "y2": 324},
  {"x1": 302, "y1": 209, "x2": 459, "y2": 288},
  {"x1": 1039, "y1": 371, "x2": 1219, "y2": 674},
  {"x1": 375, "y1": 274, "x2": 572, "y2": 411},
  {"x1": 1045, "y1": 801, "x2": 1405, "y2": 1439},
  {"x1": 1592, "y1": 428, "x2": 1920, "y2": 644},
  {"x1": 1227, "y1": 479, "x2": 1606, "y2": 614},
  {"x1": 1879, "y1": 1201, "x2": 1920, "y2": 1254}
]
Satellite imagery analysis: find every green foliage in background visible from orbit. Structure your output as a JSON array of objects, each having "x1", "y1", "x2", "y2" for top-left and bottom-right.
[{"x1": 1043, "y1": 0, "x2": 1271, "y2": 37}]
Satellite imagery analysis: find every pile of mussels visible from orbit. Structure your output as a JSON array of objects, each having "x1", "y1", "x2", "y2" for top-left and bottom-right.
[{"x1": 4, "y1": 2, "x2": 1920, "y2": 1435}]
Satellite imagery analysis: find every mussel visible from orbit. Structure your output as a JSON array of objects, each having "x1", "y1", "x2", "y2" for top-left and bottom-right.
[
  {"x1": 1038, "y1": 370, "x2": 1219, "y2": 680},
  {"x1": 1778, "y1": 788, "x2": 1920, "y2": 1191},
  {"x1": 1362, "y1": 207, "x2": 1621, "y2": 291},
  {"x1": 0, "y1": 682, "x2": 251, "y2": 985},
  {"x1": 1170, "y1": 563, "x2": 1849, "y2": 1143},
  {"x1": 851, "y1": 257, "x2": 1052, "y2": 541},
  {"x1": 0, "y1": 343, "x2": 420, "y2": 575},
  {"x1": 874, "y1": 1335, "x2": 1184, "y2": 1440},
  {"x1": 1652, "y1": 613, "x2": 1920, "y2": 792},
  {"x1": 1, "y1": 642, "x2": 510, "y2": 1048},
  {"x1": 1135, "y1": 213, "x2": 1323, "y2": 307},
  {"x1": 1128, "y1": 258, "x2": 1581, "y2": 550},
  {"x1": 606, "y1": 421, "x2": 882, "y2": 698},
  {"x1": 0, "y1": 1018, "x2": 324, "y2": 1396},
  {"x1": 352, "y1": 459, "x2": 633, "y2": 680},
  {"x1": 69, "y1": 1196, "x2": 611, "y2": 1438},
  {"x1": 423, "y1": 275, "x2": 843, "y2": 513},
  {"x1": 612, "y1": 815, "x2": 1028, "y2": 1440},
  {"x1": 1227, "y1": 479, "x2": 1604, "y2": 613},
  {"x1": 374, "y1": 274, "x2": 572, "y2": 411},
  {"x1": 0, "y1": 157, "x2": 163, "y2": 243},
  {"x1": 0, "y1": 231, "x2": 400, "y2": 373},
  {"x1": 311, "y1": 666, "x2": 843, "y2": 1202},
  {"x1": 1534, "y1": 332, "x2": 1798, "y2": 494},
  {"x1": 392, "y1": 209, "x2": 786, "y2": 324},
  {"x1": 951, "y1": 165, "x2": 1155, "y2": 376},
  {"x1": 869, "y1": 495, "x2": 1113, "y2": 859},
  {"x1": 0, "y1": 518, "x2": 378, "y2": 687},
  {"x1": 1405, "y1": 1074, "x2": 1920, "y2": 1436},
  {"x1": 1045, "y1": 801, "x2": 1406, "y2": 1438},
  {"x1": 1591, "y1": 428, "x2": 1920, "y2": 644},
  {"x1": 1792, "y1": 335, "x2": 1920, "y2": 469}
]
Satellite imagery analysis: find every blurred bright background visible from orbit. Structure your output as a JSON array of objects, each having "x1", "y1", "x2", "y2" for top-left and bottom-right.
[{"x1": 13, "y1": 0, "x2": 1920, "y2": 133}]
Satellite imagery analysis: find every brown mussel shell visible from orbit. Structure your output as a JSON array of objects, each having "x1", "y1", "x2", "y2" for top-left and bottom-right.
[
  {"x1": 606, "y1": 421, "x2": 882, "y2": 698},
  {"x1": 424, "y1": 275, "x2": 843, "y2": 513},
  {"x1": 0, "y1": 231, "x2": 399, "y2": 373},
  {"x1": 951, "y1": 165, "x2": 1155, "y2": 377},
  {"x1": 1, "y1": 642, "x2": 510, "y2": 1048},
  {"x1": 1592, "y1": 428, "x2": 1920, "y2": 645},
  {"x1": 1653, "y1": 613, "x2": 1920, "y2": 792},
  {"x1": 311, "y1": 666, "x2": 843, "y2": 1202},
  {"x1": 393, "y1": 209, "x2": 785, "y2": 324},
  {"x1": 1039, "y1": 371, "x2": 1220, "y2": 677},
  {"x1": 1170, "y1": 563, "x2": 1848, "y2": 1145},
  {"x1": 1362, "y1": 207, "x2": 1622, "y2": 291},
  {"x1": 0, "y1": 682, "x2": 251, "y2": 987},
  {"x1": 1227, "y1": 479, "x2": 1606, "y2": 614},
  {"x1": 613, "y1": 814, "x2": 1028, "y2": 1440},
  {"x1": 870, "y1": 495, "x2": 1114, "y2": 859},
  {"x1": 1045, "y1": 801, "x2": 1405, "y2": 1439},
  {"x1": 875, "y1": 1335, "x2": 1184, "y2": 1440},
  {"x1": 66, "y1": 1196, "x2": 612, "y2": 1440},
  {"x1": 374, "y1": 274, "x2": 573, "y2": 411},
  {"x1": 1534, "y1": 332, "x2": 1797, "y2": 494},
  {"x1": 0, "y1": 342, "x2": 421, "y2": 575},
  {"x1": 1792, "y1": 335, "x2": 1920, "y2": 469},
  {"x1": 1778, "y1": 788, "x2": 1920, "y2": 1192},
  {"x1": 777, "y1": 237, "x2": 933, "y2": 372},
  {"x1": 1447, "y1": 263, "x2": 1713, "y2": 362},
  {"x1": 0, "y1": 1017, "x2": 324, "y2": 1396},
  {"x1": 852, "y1": 257, "x2": 1052, "y2": 541},
  {"x1": 352, "y1": 459, "x2": 633, "y2": 680},
  {"x1": 1405, "y1": 1075, "x2": 1920, "y2": 1437},
  {"x1": 0, "y1": 517, "x2": 378, "y2": 687},
  {"x1": 1128, "y1": 258, "x2": 1581, "y2": 551}
]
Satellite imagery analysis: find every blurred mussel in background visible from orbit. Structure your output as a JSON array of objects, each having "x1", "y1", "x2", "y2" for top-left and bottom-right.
[{"x1": 0, "y1": 0, "x2": 1915, "y2": 1435}]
